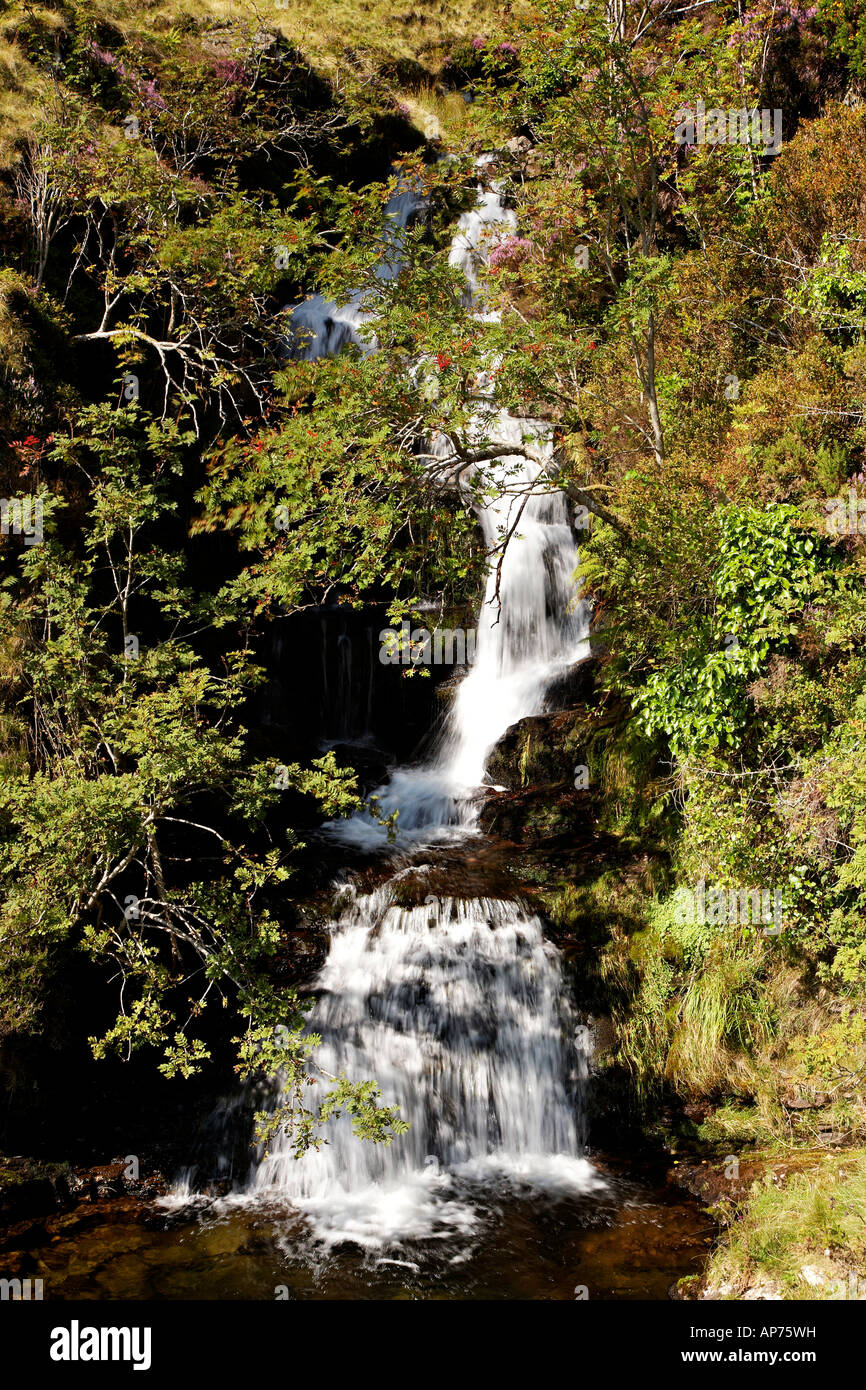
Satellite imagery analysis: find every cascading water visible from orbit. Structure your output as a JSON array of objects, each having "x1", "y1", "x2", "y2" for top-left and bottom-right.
[
  {"x1": 324, "y1": 172, "x2": 590, "y2": 847},
  {"x1": 187, "y1": 163, "x2": 604, "y2": 1256},
  {"x1": 335, "y1": 457, "x2": 589, "y2": 846},
  {"x1": 285, "y1": 185, "x2": 424, "y2": 358},
  {"x1": 249, "y1": 886, "x2": 603, "y2": 1247}
]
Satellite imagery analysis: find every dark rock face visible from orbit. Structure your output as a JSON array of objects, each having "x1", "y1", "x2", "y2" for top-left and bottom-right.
[
  {"x1": 254, "y1": 606, "x2": 457, "y2": 769},
  {"x1": 0, "y1": 1154, "x2": 170, "y2": 1228},
  {"x1": 543, "y1": 655, "x2": 599, "y2": 712},
  {"x1": 486, "y1": 708, "x2": 592, "y2": 791},
  {"x1": 475, "y1": 657, "x2": 620, "y2": 854},
  {"x1": 478, "y1": 782, "x2": 594, "y2": 844},
  {"x1": 0, "y1": 1157, "x2": 71, "y2": 1223}
]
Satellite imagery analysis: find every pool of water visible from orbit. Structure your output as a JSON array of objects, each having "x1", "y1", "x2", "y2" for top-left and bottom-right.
[{"x1": 15, "y1": 1162, "x2": 713, "y2": 1300}]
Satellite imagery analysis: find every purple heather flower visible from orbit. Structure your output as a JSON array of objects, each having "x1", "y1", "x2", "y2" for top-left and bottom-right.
[
  {"x1": 489, "y1": 235, "x2": 534, "y2": 269},
  {"x1": 141, "y1": 78, "x2": 166, "y2": 110},
  {"x1": 214, "y1": 59, "x2": 249, "y2": 87},
  {"x1": 89, "y1": 43, "x2": 117, "y2": 67}
]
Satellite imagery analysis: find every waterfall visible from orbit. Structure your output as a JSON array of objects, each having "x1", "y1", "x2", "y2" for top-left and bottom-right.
[
  {"x1": 248, "y1": 886, "x2": 603, "y2": 1248},
  {"x1": 325, "y1": 169, "x2": 590, "y2": 848},
  {"x1": 285, "y1": 185, "x2": 424, "y2": 358},
  {"x1": 331, "y1": 458, "x2": 589, "y2": 846},
  {"x1": 181, "y1": 163, "x2": 604, "y2": 1252}
]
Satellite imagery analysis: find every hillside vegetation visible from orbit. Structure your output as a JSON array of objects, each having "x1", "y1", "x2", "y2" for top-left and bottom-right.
[{"x1": 1, "y1": 0, "x2": 866, "y2": 1298}]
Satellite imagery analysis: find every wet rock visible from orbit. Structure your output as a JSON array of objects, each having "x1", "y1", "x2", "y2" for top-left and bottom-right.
[
  {"x1": 544, "y1": 656, "x2": 598, "y2": 711},
  {"x1": 668, "y1": 1156, "x2": 771, "y2": 1207},
  {"x1": 485, "y1": 711, "x2": 586, "y2": 789},
  {"x1": 71, "y1": 1162, "x2": 127, "y2": 1201},
  {"x1": 589, "y1": 1015, "x2": 617, "y2": 1056},
  {"x1": 477, "y1": 772, "x2": 598, "y2": 846},
  {"x1": 484, "y1": 696, "x2": 611, "y2": 794},
  {"x1": 68, "y1": 1159, "x2": 166, "y2": 1203}
]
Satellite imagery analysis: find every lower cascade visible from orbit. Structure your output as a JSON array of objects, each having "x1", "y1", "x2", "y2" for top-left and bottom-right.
[{"x1": 248, "y1": 888, "x2": 605, "y2": 1248}]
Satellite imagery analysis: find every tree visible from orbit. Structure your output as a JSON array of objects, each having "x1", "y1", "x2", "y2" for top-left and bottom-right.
[{"x1": 0, "y1": 403, "x2": 402, "y2": 1152}]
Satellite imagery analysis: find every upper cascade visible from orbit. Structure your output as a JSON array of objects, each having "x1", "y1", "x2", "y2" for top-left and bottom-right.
[{"x1": 296, "y1": 162, "x2": 591, "y2": 847}]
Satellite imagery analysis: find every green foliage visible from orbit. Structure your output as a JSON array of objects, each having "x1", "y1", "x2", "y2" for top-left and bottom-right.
[
  {"x1": 634, "y1": 505, "x2": 833, "y2": 758},
  {"x1": 706, "y1": 1150, "x2": 866, "y2": 1297},
  {"x1": 617, "y1": 894, "x2": 778, "y2": 1100},
  {"x1": 818, "y1": 0, "x2": 866, "y2": 76},
  {"x1": 788, "y1": 234, "x2": 866, "y2": 339},
  {"x1": 194, "y1": 341, "x2": 485, "y2": 621},
  {"x1": 0, "y1": 401, "x2": 408, "y2": 1149}
]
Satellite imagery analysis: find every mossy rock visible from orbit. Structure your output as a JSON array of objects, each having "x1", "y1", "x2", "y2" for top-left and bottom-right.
[
  {"x1": 478, "y1": 783, "x2": 595, "y2": 844},
  {"x1": 0, "y1": 1155, "x2": 71, "y2": 1220},
  {"x1": 486, "y1": 708, "x2": 597, "y2": 789}
]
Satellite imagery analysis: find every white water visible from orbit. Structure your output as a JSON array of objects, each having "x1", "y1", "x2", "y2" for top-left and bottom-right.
[
  {"x1": 333, "y1": 461, "x2": 589, "y2": 848},
  {"x1": 182, "y1": 165, "x2": 602, "y2": 1251},
  {"x1": 322, "y1": 169, "x2": 590, "y2": 848},
  {"x1": 285, "y1": 186, "x2": 423, "y2": 358},
  {"x1": 249, "y1": 885, "x2": 603, "y2": 1247},
  {"x1": 448, "y1": 161, "x2": 517, "y2": 300}
]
